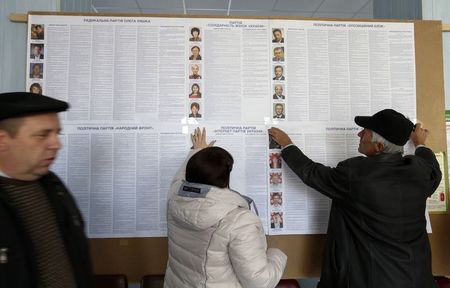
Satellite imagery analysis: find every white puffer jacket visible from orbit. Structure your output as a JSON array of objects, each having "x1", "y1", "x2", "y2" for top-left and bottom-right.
[{"x1": 164, "y1": 149, "x2": 287, "y2": 288}]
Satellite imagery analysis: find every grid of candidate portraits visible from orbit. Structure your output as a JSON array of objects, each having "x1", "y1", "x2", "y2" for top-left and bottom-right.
[
  {"x1": 187, "y1": 27, "x2": 203, "y2": 120},
  {"x1": 271, "y1": 28, "x2": 286, "y2": 121},
  {"x1": 269, "y1": 27, "x2": 286, "y2": 230},
  {"x1": 268, "y1": 135, "x2": 284, "y2": 230},
  {"x1": 28, "y1": 24, "x2": 45, "y2": 95}
]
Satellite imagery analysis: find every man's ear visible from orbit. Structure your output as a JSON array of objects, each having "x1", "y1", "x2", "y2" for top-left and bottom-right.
[
  {"x1": 0, "y1": 130, "x2": 10, "y2": 151},
  {"x1": 374, "y1": 142, "x2": 385, "y2": 153}
]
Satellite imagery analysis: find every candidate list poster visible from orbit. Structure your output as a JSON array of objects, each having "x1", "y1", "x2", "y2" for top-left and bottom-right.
[{"x1": 27, "y1": 15, "x2": 416, "y2": 237}]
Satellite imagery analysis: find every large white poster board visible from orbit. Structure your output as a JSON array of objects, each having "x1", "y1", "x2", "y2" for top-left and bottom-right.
[{"x1": 27, "y1": 15, "x2": 416, "y2": 237}]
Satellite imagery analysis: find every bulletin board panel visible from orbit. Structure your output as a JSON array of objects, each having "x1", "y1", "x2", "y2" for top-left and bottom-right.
[
  {"x1": 415, "y1": 20, "x2": 449, "y2": 277},
  {"x1": 28, "y1": 12, "x2": 447, "y2": 281}
]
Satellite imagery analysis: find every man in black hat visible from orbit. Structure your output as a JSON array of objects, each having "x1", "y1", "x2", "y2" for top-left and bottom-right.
[
  {"x1": 0, "y1": 92, "x2": 93, "y2": 287},
  {"x1": 268, "y1": 109, "x2": 441, "y2": 288}
]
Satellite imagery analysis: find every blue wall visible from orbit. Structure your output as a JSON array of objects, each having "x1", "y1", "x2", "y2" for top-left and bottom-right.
[
  {"x1": 0, "y1": 0, "x2": 91, "y2": 93},
  {"x1": 422, "y1": 0, "x2": 450, "y2": 108}
]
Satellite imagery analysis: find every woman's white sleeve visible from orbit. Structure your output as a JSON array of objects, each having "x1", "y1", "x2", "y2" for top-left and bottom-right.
[{"x1": 228, "y1": 213, "x2": 287, "y2": 288}]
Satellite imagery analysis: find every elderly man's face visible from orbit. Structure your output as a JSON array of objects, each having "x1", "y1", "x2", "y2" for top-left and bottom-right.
[
  {"x1": 275, "y1": 105, "x2": 283, "y2": 115},
  {"x1": 357, "y1": 128, "x2": 379, "y2": 156},
  {"x1": 275, "y1": 85, "x2": 283, "y2": 95}
]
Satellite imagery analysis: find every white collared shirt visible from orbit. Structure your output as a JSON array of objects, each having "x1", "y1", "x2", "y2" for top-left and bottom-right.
[{"x1": 0, "y1": 169, "x2": 11, "y2": 178}]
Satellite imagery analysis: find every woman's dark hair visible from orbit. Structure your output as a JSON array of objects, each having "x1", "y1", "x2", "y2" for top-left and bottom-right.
[
  {"x1": 191, "y1": 27, "x2": 200, "y2": 35},
  {"x1": 191, "y1": 83, "x2": 200, "y2": 92},
  {"x1": 190, "y1": 102, "x2": 199, "y2": 110},
  {"x1": 29, "y1": 83, "x2": 42, "y2": 94},
  {"x1": 186, "y1": 147, "x2": 234, "y2": 188}
]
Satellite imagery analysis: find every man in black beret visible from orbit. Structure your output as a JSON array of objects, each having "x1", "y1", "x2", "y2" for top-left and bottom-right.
[
  {"x1": 269, "y1": 109, "x2": 441, "y2": 288},
  {"x1": 0, "y1": 92, "x2": 93, "y2": 287}
]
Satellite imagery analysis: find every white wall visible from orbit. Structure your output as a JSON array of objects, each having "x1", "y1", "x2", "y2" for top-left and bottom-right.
[
  {"x1": 374, "y1": 0, "x2": 422, "y2": 19},
  {"x1": 60, "y1": 0, "x2": 92, "y2": 13},
  {"x1": 422, "y1": 0, "x2": 450, "y2": 108},
  {"x1": 0, "y1": 0, "x2": 59, "y2": 92},
  {"x1": 0, "y1": 0, "x2": 91, "y2": 93}
]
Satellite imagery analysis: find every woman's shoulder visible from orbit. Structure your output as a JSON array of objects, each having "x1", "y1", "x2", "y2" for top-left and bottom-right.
[
  {"x1": 224, "y1": 206, "x2": 260, "y2": 227},
  {"x1": 213, "y1": 206, "x2": 262, "y2": 239}
]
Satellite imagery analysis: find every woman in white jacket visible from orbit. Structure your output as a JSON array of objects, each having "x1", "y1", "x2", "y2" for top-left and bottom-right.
[{"x1": 164, "y1": 128, "x2": 287, "y2": 288}]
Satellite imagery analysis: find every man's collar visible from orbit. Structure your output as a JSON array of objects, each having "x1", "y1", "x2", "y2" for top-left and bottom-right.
[
  {"x1": 0, "y1": 170, "x2": 11, "y2": 178},
  {"x1": 369, "y1": 152, "x2": 402, "y2": 161}
]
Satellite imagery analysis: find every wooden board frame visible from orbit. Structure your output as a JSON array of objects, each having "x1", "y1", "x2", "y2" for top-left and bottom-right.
[{"x1": 24, "y1": 12, "x2": 448, "y2": 281}]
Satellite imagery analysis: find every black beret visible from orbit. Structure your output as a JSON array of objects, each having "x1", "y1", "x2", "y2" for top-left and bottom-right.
[
  {"x1": 354, "y1": 109, "x2": 414, "y2": 146},
  {"x1": 0, "y1": 92, "x2": 68, "y2": 121}
]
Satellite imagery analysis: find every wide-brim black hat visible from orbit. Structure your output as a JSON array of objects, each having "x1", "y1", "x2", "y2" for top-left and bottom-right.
[
  {"x1": 0, "y1": 92, "x2": 68, "y2": 121},
  {"x1": 354, "y1": 109, "x2": 414, "y2": 146}
]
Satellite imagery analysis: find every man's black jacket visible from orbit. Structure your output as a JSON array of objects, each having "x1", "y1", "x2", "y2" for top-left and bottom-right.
[
  {"x1": 282, "y1": 146, "x2": 441, "y2": 288},
  {"x1": 0, "y1": 172, "x2": 94, "y2": 288}
]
